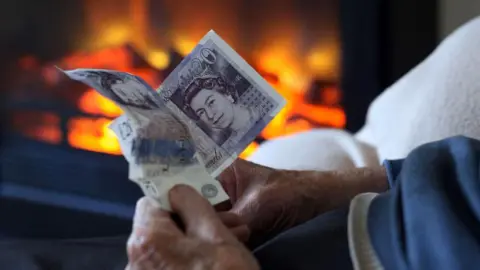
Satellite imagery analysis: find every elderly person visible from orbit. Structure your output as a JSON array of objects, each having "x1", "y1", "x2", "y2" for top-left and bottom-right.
[
  {"x1": 126, "y1": 136, "x2": 480, "y2": 270},
  {"x1": 126, "y1": 17, "x2": 480, "y2": 270},
  {"x1": 3, "y1": 13, "x2": 480, "y2": 270}
]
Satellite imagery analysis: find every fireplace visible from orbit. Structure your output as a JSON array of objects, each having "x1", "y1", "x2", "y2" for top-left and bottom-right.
[
  {"x1": 6, "y1": 0, "x2": 345, "y2": 159},
  {"x1": 0, "y1": 0, "x2": 437, "y2": 238}
]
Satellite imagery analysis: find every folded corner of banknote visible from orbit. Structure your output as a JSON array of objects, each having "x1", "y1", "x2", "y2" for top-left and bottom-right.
[{"x1": 61, "y1": 30, "x2": 286, "y2": 211}]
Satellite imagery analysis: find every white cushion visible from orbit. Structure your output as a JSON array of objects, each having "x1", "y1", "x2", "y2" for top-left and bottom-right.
[
  {"x1": 248, "y1": 129, "x2": 378, "y2": 171},
  {"x1": 250, "y1": 16, "x2": 480, "y2": 169}
]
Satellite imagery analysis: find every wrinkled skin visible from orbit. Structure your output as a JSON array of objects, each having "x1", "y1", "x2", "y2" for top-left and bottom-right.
[
  {"x1": 126, "y1": 159, "x2": 387, "y2": 269},
  {"x1": 126, "y1": 186, "x2": 259, "y2": 270},
  {"x1": 218, "y1": 159, "x2": 321, "y2": 246},
  {"x1": 218, "y1": 159, "x2": 387, "y2": 247}
]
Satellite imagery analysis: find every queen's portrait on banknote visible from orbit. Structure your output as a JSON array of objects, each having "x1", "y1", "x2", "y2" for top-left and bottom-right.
[
  {"x1": 162, "y1": 40, "x2": 282, "y2": 162},
  {"x1": 93, "y1": 71, "x2": 161, "y2": 109},
  {"x1": 63, "y1": 30, "x2": 285, "y2": 210},
  {"x1": 181, "y1": 74, "x2": 262, "y2": 146}
]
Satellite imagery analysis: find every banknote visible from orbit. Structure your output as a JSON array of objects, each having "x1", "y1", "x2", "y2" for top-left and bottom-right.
[
  {"x1": 59, "y1": 68, "x2": 171, "y2": 127},
  {"x1": 128, "y1": 163, "x2": 227, "y2": 210},
  {"x1": 60, "y1": 68, "x2": 163, "y2": 110},
  {"x1": 61, "y1": 30, "x2": 286, "y2": 210},
  {"x1": 109, "y1": 114, "x2": 228, "y2": 211},
  {"x1": 157, "y1": 30, "x2": 286, "y2": 177},
  {"x1": 109, "y1": 115, "x2": 136, "y2": 163},
  {"x1": 62, "y1": 68, "x2": 229, "y2": 210}
]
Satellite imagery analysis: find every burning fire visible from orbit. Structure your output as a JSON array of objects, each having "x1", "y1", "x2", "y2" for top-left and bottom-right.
[
  {"x1": 67, "y1": 117, "x2": 120, "y2": 155},
  {"x1": 70, "y1": 87, "x2": 124, "y2": 155},
  {"x1": 12, "y1": 111, "x2": 62, "y2": 145},
  {"x1": 14, "y1": 0, "x2": 345, "y2": 159},
  {"x1": 62, "y1": 45, "x2": 344, "y2": 158}
]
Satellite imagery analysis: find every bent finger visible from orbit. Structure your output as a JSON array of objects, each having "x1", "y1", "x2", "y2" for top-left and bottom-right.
[
  {"x1": 217, "y1": 159, "x2": 253, "y2": 202},
  {"x1": 230, "y1": 225, "x2": 250, "y2": 243},
  {"x1": 214, "y1": 200, "x2": 232, "y2": 212},
  {"x1": 217, "y1": 211, "x2": 245, "y2": 228}
]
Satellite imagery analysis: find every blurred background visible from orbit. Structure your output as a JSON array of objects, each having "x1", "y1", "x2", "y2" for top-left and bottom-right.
[{"x1": 0, "y1": 0, "x2": 477, "y2": 238}]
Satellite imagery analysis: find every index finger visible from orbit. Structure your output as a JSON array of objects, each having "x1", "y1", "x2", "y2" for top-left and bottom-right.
[{"x1": 169, "y1": 185, "x2": 235, "y2": 243}]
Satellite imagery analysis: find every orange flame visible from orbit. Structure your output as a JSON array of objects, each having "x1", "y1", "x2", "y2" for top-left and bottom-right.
[
  {"x1": 20, "y1": 44, "x2": 343, "y2": 159},
  {"x1": 239, "y1": 141, "x2": 259, "y2": 159},
  {"x1": 78, "y1": 89, "x2": 123, "y2": 117},
  {"x1": 12, "y1": 112, "x2": 62, "y2": 145},
  {"x1": 18, "y1": 0, "x2": 345, "y2": 160},
  {"x1": 67, "y1": 117, "x2": 121, "y2": 155}
]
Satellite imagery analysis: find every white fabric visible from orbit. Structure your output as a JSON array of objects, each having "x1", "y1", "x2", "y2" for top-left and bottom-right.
[
  {"x1": 348, "y1": 193, "x2": 384, "y2": 270},
  {"x1": 248, "y1": 129, "x2": 378, "y2": 171},
  {"x1": 249, "y1": 16, "x2": 480, "y2": 170},
  {"x1": 357, "y1": 16, "x2": 480, "y2": 161}
]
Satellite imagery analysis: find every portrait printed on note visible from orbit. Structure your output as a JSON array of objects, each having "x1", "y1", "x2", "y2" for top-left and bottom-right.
[
  {"x1": 67, "y1": 69, "x2": 162, "y2": 110},
  {"x1": 168, "y1": 46, "x2": 277, "y2": 155}
]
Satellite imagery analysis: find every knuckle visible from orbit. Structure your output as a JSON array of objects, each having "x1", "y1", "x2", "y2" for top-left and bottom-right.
[
  {"x1": 135, "y1": 197, "x2": 153, "y2": 212},
  {"x1": 218, "y1": 211, "x2": 239, "y2": 223},
  {"x1": 127, "y1": 230, "x2": 164, "y2": 256},
  {"x1": 127, "y1": 235, "x2": 153, "y2": 256}
]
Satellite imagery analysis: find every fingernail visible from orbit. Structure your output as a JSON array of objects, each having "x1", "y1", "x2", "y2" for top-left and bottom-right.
[
  {"x1": 168, "y1": 185, "x2": 194, "y2": 209},
  {"x1": 169, "y1": 184, "x2": 193, "y2": 198},
  {"x1": 134, "y1": 197, "x2": 159, "y2": 227},
  {"x1": 170, "y1": 184, "x2": 189, "y2": 193}
]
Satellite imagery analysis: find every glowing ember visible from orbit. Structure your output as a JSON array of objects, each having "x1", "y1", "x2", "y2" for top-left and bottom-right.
[
  {"x1": 17, "y1": 46, "x2": 344, "y2": 159},
  {"x1": 260, "y1": 83, "x2": 345, "y2": 140},
  {"x1": 284, "y1": 119, "x2": 315, "y2": 136},
  {"x1": 67, "y1": 117, "x2": 121, "y2": 155},
  {"x1": 172, "y1": 37, "x2": 197, "y2": 56},
  {"x1": 14, "y1": 0, "x2": 345, "y2": 160},
  {"x1": 12, "y1": 112, "x2": 62, "y2": 145},
  {"x1": 56, "y1": 45, "x2": 162, "y2": 155},
  {"x1": 239, "y1": 142, "x2": 259, "y2": 159},
  {"x1": 146, "y1": 50, "x2": 171, "y2": 70},
  {"x1": 78, "y1": 89, "x2": 123, "y2": 118}
]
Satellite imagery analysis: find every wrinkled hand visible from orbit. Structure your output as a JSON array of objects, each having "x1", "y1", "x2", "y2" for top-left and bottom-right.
[
  {"x1": 218, "y1": 159, "x2": 328, "y2": 246},
  {"x1": 219, "y1": 159, "x2": 388, "y2": 247},
  {"x1": 217, "y1": 211, "x2": 250, "y2": 243},
  {"x1": 126, "y1": 185, "x2": 259, "y2": 270}
]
